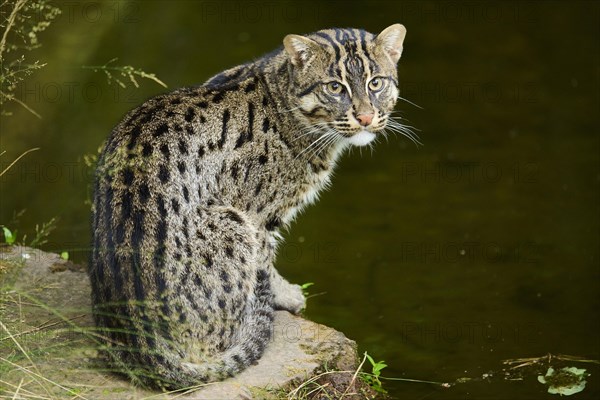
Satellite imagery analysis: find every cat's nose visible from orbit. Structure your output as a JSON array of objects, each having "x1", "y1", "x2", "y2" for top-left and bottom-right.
[{"x1": 356, "y1": 113, "x2": 374, "y2": 127}]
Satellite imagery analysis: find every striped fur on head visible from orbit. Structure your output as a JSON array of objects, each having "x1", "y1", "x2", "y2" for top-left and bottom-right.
[{"x1": 283, "y1": 24, "x2": 406, "y2": 145}]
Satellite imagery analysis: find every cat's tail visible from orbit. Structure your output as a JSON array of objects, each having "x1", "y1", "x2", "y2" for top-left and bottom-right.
[{"x1": 123, "y1": 269, "x2": 274, "y2": 390}]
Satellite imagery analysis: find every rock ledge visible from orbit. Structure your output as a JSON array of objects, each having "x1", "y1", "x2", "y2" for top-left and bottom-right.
[{"x1": 0, "y1": 246, "x2": 372, "y2": 399}]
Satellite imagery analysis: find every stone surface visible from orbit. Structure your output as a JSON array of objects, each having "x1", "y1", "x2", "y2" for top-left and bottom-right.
[{"x1": 0, "y1": 246, "x2": 371, "y2": 399}]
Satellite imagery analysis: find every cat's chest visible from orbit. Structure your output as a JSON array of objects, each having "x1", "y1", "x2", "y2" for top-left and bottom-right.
[{"x1": 281, "y1": 141, "x2": 347, "y2": 225}]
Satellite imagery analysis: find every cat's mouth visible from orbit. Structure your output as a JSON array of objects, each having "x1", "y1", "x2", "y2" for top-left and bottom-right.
[
  {"x1": 324, "y1": 120, "x2": 386, "y2": 147},
  {"x1": 346, "y1": 130, "x2": 377, "y2": 146},
  {"x1": 327, "y1": 117, "x2": 388, "y2": 147},
  {"x1": 335, "y1": 124, "x2": 386, "y2": 147}
]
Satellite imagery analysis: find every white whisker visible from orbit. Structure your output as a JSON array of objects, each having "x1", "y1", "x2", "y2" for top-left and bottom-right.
[
  {"x1": 295, "y1": 129, "x2": 335, "y2": 160},
  {"x1": 397, "y1": 95, "x2": 423, "y2": 109},
  {"x1": 292, "y1": 122, "x2": 329, "y2": 142},
  {"x1": 389, "y1": 127, "x2": 422, "y2": 144},
  {"x1": 308, "y1": 130, "x2": 338, "y2": 160},
  {"x1": 385, "y1": 118, "x2": 423, "y2": 147}
]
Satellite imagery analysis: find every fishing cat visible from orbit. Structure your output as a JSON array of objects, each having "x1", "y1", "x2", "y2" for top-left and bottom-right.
[{"x1": 90, "y1": 24, "x2": 407, "y2": 389}]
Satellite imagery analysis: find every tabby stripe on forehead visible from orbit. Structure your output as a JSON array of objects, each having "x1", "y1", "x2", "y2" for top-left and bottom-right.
[
  {"x1": 315, "y1": 31, "x2": 340, "y2": 62},
  {"x1": 333, "y1": 28, "x2": 345, "y2": 46},
  {"x1": 347, "y1": 28, "x2": 356, "y2": 41},
  {"x1": 344, "y1": 55, "x2": 364, "y2": 76},
  {"x1": 326, "y1": 29, "x2": 348, "y2": 86},
  {"x1": 218, "y1": 109, "x2": 230, "y2": 149},
  {"x1": 327, "y1": 63, "x2": 335, "y2": 78},
  {"x1": 358, "y1": 51, "x2": 374, "y2": 82},
  {"x1": 361, "y1": 29, "x2": 378, "y2": 74},
  {"x1": 358, "y1": 29, "x2": 370, "y2": 57},
  {"x1": 342, "y1": 29, "x2": 358, "y2": 53}
]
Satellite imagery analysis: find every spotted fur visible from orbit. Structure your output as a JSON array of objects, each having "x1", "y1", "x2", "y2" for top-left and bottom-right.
[{"x1": 90, "y1": 24, "x2": 406, "y2": 389}]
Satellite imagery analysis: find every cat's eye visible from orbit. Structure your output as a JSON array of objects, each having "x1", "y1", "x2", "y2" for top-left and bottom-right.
[
  {"x1": 325, "y1": 81, "x2": 344, "y2": 95},
  {"x1": 368, "y1": 77, "x2": 385, "y2": 92}
]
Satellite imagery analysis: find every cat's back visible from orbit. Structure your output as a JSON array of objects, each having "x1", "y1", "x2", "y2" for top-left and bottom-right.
[{"x1": 98, "y1": 66, "x2": 276, "y2": 187}]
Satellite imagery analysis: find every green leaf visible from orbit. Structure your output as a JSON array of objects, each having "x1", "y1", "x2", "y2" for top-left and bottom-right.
[
  {"x1": 361, "y1": 352, "x2": 388, "y2": 393},
  {"x1": 2, "y1": 227, "x2": 16, "y2": 245},
  {"x1": 538, "y1": 366, "x2": 589, "y2": 396},
  {"x1": 60, "y1": 251, "x2": 69, "y2": 260},
  {"x1": 300, "y1": 282, "x2": 314, "y2": 296},
  {"x1": 373, "y1": 362, "x2": 387, "y2": 375}
]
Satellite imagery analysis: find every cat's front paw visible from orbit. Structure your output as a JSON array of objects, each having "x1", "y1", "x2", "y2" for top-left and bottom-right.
[{"x1": 273, "y1": 283, "x2": 306, "y2": 314}]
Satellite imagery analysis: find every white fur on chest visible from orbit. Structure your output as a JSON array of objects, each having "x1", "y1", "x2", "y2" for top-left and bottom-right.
[{"x1": 280, "y1": 177, "x2": 327, "y2": 226}]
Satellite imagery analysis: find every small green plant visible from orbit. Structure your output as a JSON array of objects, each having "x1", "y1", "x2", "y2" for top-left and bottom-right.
[
  {"x1": 82, "y1": 58, "x2": 167, "y2": 89},
  {"x1": 60, "y1": 251, "x2": 69, "y2": 261},
  {"x1": 361, "y1": 352, "x2": 388, "y2": 394},
  {"x1": 2, "y1": 226, "x2": 16, "y2": 245},
  {"x1": 300, "y1": 282, "x2": 314, "y2": 297},
  {"x1": 0, "y1": 215, "x2": 57, "y2": 248},
  {"x1": 0, "y1": 0, "x2": 61, "y2": 117},
  {"x1": 28, "y1": 217, "x2": 58, "y2": 248}
]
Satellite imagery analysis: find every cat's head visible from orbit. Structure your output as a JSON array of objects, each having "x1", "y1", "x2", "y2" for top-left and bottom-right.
[{"x1": 283, "y1": 24, "x2": 406, "y2": 147}]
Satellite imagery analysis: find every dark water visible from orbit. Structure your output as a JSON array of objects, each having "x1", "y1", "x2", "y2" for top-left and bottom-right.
[{"x1": 1, "y1": 1, "x2": 599, "y2": 398}]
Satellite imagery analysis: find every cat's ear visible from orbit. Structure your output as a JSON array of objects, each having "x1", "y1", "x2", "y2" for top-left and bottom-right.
[
  {"x1": 283, "y1": 34, "x2": 320, "y2": 68},
  {"x1": 375, "y1": 24, "x2": 407, "y2": 64}
]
